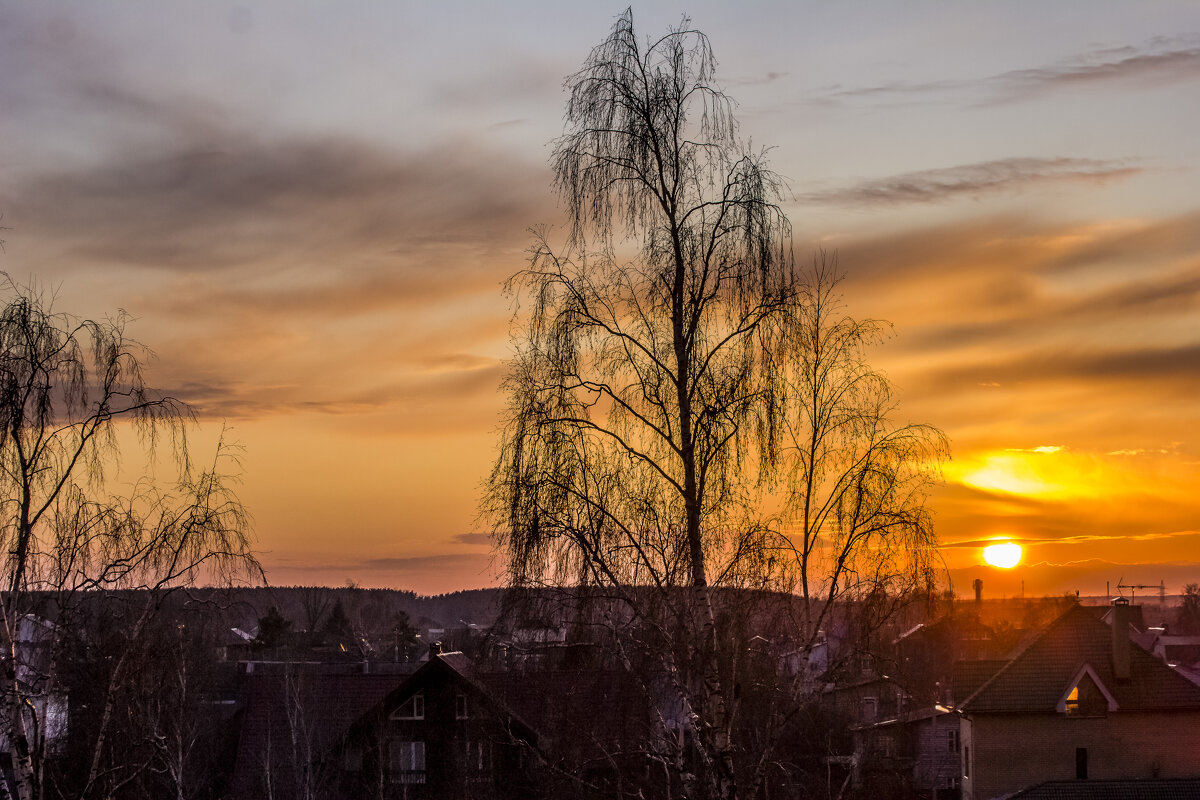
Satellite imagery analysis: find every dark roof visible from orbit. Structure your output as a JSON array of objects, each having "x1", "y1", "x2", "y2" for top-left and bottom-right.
[
  {"x1": 951, "y1": 659, "x2": 1007, "y2": 703},
  {"x1": 852, "y1": 704, "x2": 953, "y2": 730},
  {"x1": 350, "y1": 652, "x2": 537, "y2": 741},
  {"x1": 961, "y1": 605, "x2": 1200, "y2": 714},
  {"x1": 1009, "y1": 778, "x2": 1200, "y2": 799},
  {"x1": 231, "y1": 670, "x2": 406, "y2": 798}
]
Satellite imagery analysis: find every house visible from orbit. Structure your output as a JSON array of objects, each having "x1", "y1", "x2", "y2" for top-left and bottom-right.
[
  {"x1": 1007, "y1": 777, "x2": 1200, "y2": 799},
  {"x1": 957, "y1": 599, "x2": 1200, "y2": 800},
  {"x1": 230, "y1": 665, "x2": 412, "y2": 799},
  {"x1": 853, "y1": 704, "x2": 961, "y2": 798},
  {"x1": 339, "y1": 651, "x2": 538, "y2": 799}
]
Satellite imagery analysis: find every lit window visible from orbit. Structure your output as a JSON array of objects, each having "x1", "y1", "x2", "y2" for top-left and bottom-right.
[
  {"x1": 391, "y1": 692, "x2": 425, "y2": 720},
  {"x1": 1064, "y1": 674, "x2": 1108, "y2": 718}
]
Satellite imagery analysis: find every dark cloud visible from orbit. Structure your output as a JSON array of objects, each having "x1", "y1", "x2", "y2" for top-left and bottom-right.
[
  {"x1": 802, "y1": 158, "x2": 1138, "y2": 207},
  {"x1": 157, "y1": 360, "x2": 506, "y2": 422},
  {"x1": 923, "y1": 342, "x2": 1200, "y2": 395},
  {"x1": 263, "y1": 552, "x2": 497, "y2": 593},
  {"x1": 4, "y1": 133, "x2": 549, "y2": 274},
  {"x1": 453, "y1": 533, "x2": 491, "y2": 546},
  {"x1": 831, "y1": 210, "x2": 1200, "y2": 345}
]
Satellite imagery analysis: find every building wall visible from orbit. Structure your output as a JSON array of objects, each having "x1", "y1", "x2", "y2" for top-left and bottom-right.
[
  {"x1": 914, "y1": 715, "x2": 960, "y2": 795},
  {"x1": 962, "y1": 710, "x2": 1200, "y2": 800}
]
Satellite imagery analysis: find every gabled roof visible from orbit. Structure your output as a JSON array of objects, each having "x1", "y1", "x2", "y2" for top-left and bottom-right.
[
  {"x1": 349, "y1": 652, "x2": 537, "y2": 742},
  {"x1": 960, "y1": 605, "x2": 1200, "y2": 714},
  {"x1": 1009, "y1": 778, "x2": 1200, "y2": 799},
  {"x1": 951, "y1": 659, "x2": 1007, "y2": 703},
  {"x1": 231, "y1": 671, "x2": 405, "y2": 798}
]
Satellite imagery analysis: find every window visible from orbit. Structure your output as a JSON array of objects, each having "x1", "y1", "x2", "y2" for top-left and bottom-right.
[
  {"x1": 872, "y1": 734, "x2": 893, "y2": 758},
  {"x1": 861, "y1": 696, "x2": 878, "y2": 723},
  {"x1": 456, "y1": 693, "x2": 469, "y2": 720},
  {"x1": 947, "y1": 729, "x2": 960, "y2": 753},
  {"x1": 388, "y1": 740, "x2": 426, "y2": 784},
  {"x1": 1064, "y1": 674, "x2": 1108, "y2": 718},
  {"x1": 391, "y1": 691, "x2": 424, "y2": 720},
  {"x1": 1076, "y1": 747, "x2": 1088, "y2": 780},
  {"x1": 465, "y1": 739, "x2": 487, "y2": 771},
  {"x1": 964, "y1": 745, "x2": 970, "y2": 778}
]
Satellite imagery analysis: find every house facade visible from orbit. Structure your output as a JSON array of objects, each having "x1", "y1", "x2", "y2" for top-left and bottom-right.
[
  {"x1": 958, "y1": 600, "x2": 1200, "y2": 800},
  {"x1": 340, "y1": 652, "x2": 538, "y2": 799}
]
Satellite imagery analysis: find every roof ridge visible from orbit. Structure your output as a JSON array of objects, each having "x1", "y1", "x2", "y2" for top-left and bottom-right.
[{"x1": 959, "y1": 603, "x2": 1089, "y2": 710}]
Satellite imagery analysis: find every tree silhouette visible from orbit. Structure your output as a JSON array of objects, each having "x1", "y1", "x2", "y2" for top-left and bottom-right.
[
  {"x1": 254, "y1": 606, "x2": 293, "y2": 649},
  {"x1": 486, "y1": 11, "x2": 943, "y2": 799},
  {"x1": 0, "y1": 276, "x2": 259, "y2": 800}
]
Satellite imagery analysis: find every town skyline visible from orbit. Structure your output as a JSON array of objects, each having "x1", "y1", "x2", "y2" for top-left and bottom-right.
[{"x1": 2, "y1": 2, "x2": 1198, "y2": 595}]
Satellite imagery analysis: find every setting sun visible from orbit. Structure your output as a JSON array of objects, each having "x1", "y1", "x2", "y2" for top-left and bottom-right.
[{"x1": 983, "y1": 542, "x2": 1023, "y2": 569}]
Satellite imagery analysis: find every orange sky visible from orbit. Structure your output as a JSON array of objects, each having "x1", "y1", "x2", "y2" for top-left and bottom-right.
[{"x1": 1, "y1": 3, "x2": 1198, "y2": 596}]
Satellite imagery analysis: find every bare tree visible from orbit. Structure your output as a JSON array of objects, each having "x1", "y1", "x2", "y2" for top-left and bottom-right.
[
  {"x1": 487, "y1": 11, "x2": 944, "y2": 800},
  {"x1": 0, "y1": 277, "x2": 258, "y2": 800},
  {"x1": 488, "y1": 9, "x2": 794, "y2": 798}
]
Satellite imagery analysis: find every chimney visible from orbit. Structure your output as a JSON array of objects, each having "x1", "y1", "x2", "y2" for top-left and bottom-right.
[
  {"x1": 973, "y1": 579, "x2": 983, "y2": 605},
  {"x1": 1111, "y1": 597, "x2": 1131, "y2": 681}
]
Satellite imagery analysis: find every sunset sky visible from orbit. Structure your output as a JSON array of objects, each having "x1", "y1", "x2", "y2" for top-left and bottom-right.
[{"x1": 2, "y1": 2, "x2": 1198, "y2": 597}]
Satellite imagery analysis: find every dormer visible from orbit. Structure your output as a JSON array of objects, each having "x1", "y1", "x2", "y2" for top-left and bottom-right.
[{"x1": 1056, "y1": 664, "x2": 1118, "y2": 717}]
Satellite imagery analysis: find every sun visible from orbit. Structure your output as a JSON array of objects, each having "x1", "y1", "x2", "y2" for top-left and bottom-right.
[{"x1": 982, "y1": 542, "x2": 1023, "y2": 569}]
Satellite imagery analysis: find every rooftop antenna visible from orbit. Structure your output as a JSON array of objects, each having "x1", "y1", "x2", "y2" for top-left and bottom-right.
[{"x1": 1118, "y1": 581, "x2": 1164, "y2": 605}]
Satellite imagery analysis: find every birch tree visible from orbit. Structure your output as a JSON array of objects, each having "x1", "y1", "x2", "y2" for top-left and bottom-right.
[
  {"x1": 487, "y1": 11, "x2": 944, "y2": 799},
  {"x1": 0, "y1": 278, "x2": 258, "y2": 800}
]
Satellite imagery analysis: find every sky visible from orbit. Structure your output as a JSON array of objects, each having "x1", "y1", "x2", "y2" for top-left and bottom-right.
[{"x1": 1, "y1": 1, "x2": 1198, "y2": 597}]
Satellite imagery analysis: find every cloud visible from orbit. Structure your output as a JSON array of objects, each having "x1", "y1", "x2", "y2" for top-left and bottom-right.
[
  {"x1": 454, "y1": 533, "x2": 492, "y2": 546},
  {"x1": 263, "y1": 552, "x2": 498, "y2": 594},
  {"x1": 990, "y1": 42, "x2": 1200, "y2": 102},
  {"x1": 0, "y1": 37, "x2": 552, "y2": 425},
  {"x1": 805, "y1": 37, "x2": 1200, "y2": 108},
  {"x1": 727, "y1": 71, "x2": 789, "y2": 87},
  {"x1": 4, "y1": 133, "x2": 548, "y2": 275},
  {"x1": 801, "y1": 158, "x2": 1139, "y2": 207},
  {"x1": 943, "y1": 529, "x2": 1200, "y2": 550},
  {"x1": 833, "y1": 211, "x2": 1200, "y2": 344},
  {"x1": 922, "y1": 342, "x2": 1200, "y2": 396}
]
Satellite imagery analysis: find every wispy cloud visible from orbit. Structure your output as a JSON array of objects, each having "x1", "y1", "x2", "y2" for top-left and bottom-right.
[
  {"x1": 943, "y1": 529, "x2": 1200, "y2": 549},
  {"x1": 802, "y1": 158, "x2": 1138, "y2": 207},
  {"x1": 805, "y1": 36, "x2": 1200, "y2": 107}
]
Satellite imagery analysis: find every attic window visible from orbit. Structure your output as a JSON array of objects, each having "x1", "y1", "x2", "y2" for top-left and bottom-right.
[
  {"x1": 1057, "y1": 664, "x2": 1118, "y2": 717},
  {"x1": 391, "y1": 692, "x2": 425, "y2": 721},
  {"x1": 1064, "y1": 674, "x2": 1108, "y2": 718}
]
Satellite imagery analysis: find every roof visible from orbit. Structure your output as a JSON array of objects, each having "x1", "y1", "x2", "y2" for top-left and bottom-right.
[
  {"x1": 851, "y1": 703, "x2": 953, "y2": 731},
  {"x1": 1009, "y1": 778, "x2": 1200, "y2": 799},
  {"x1": 230, "y1": 670, "x2": 406, "y2": 798},
  {"x1": 960, "y1": 604, "x2": 1200, "y2": 714},
  {"x1": 951, "y1": 659, "x2": 1007, "y2": 703},
  {"x1": 349, "y1": 652, "x2": 537, "y2": 741}
]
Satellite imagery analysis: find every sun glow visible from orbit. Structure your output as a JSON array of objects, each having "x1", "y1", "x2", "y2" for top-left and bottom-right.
[{"x1": 982, "y1": 542, "x2": 1023, "y2": 569}]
